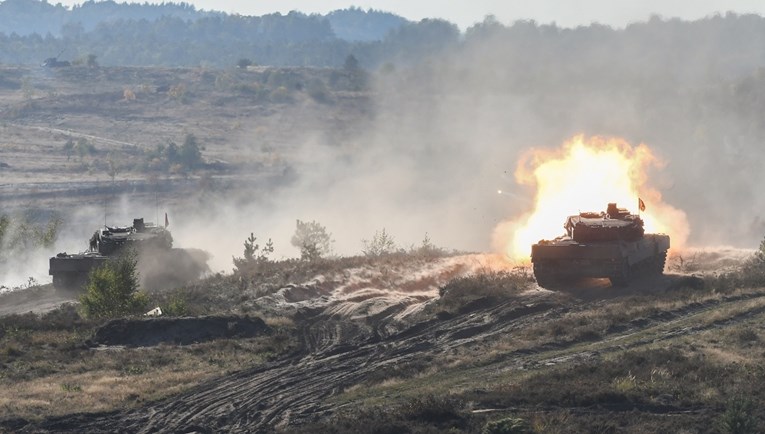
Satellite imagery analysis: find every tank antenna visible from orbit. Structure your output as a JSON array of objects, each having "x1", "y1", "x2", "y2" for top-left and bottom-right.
[{"x1": 103, "y1": 179, "x2": 107, "y2": 227}]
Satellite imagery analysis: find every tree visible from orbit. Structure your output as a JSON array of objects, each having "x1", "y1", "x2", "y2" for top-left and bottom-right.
[
  {"x1": 107, "y1": 155, "x2": 118, "y2": 182},
  {"x1": 362, "y1": 228, "x2": 397, "y2": 257},
  {"x1": 79, "y1": 252, "x2": 149, "y2": 319},
  {"x1": 291, "y1": 220, "x2": 333, "y2": 261},
  {"x1": 412, "y1": 232, "x2": 444, "y2": 258},
  {"x1": 85, "y1": 53, "x2": 98, "y2": 68},
  {"x1": 179, "y1": 133, "x2": 202, "y2": 169},
  {"x1": 62, "y1": 138, "x2": 75, "y2": 161},
  {"x1": 343, "y1": 54, "x2": 359, "y2": 72},
  {"x1": 237, "y1": 58, "x2": 253, "y2": 69},
  {"x1": 164, "y1": 141, "x2": 179, "y2": 163},
  {"x1": 74, "y1": 138, "x2": 95, "y2": 161},
  {"x1": 233, "y1": 233, "x2": 274, "y2": 273}
]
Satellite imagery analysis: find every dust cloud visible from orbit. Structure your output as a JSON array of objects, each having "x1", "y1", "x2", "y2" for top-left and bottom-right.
[
  {"x1": 0, "y1": 209, "x2": 95, "y2": 291},
  {"x1": 7, "y1": 16, "x2": 765, "y2": 285},
  {"x1": 170, "y1": 17, "x2": 765, "y2": 272}
]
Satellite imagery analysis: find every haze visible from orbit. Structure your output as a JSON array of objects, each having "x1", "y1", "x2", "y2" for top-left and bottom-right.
[
  {"x1": 3, "y1": 0, "x2": 765, "y2": 285},
  {"x1": 54, "y1": 0, "x2": 765, "y2": 29}
]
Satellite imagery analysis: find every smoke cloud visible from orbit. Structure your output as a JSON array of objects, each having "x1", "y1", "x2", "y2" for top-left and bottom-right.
[
  {"x1": 162, "y1": 17, "x2": 765, "y2": 271},
  {"x1": 6, "y1": 16, "x2": 765, "y2": 288}
]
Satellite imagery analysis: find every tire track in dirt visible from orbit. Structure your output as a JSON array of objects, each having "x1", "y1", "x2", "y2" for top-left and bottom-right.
[
  {"x1": 29, "y1": 299, "x2": 556, "y2": 433},
  {"x1": 484, "y1": 290, "x2": 765, "y2": 372},
  {"x1": 8, "y1": 123, "x2": 137, "y2": 149},
  {"x1": 22, "y1": 289, "x2": 765, "y2": 433},
  {"x1": 0, "y1": 286, "x2": 77, "y2": 317}
]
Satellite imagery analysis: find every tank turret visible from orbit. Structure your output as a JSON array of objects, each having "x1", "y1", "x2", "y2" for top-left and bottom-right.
[{"x1": 89, "y1": 218, "x2": 172, "y2": 256}]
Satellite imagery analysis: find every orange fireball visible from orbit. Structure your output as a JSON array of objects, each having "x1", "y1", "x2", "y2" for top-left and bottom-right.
[{"x1": 494, "y1": 135, "x2": 689, "y2": 261}]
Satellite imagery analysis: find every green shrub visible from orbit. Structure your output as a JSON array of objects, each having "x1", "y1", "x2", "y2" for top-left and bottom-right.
[
  {"x1": 79, "y1": 253, "x2": 149, "y2": 319},
  {"x1": 482, "y1": 416, "x2": 531, "y2": 434},
  {"x1": 399, "y1": 395, "x2": 467, "y2": 426},
  {"x1": 718, "y1": 397, "x2": 759, "y2": 434},
  {"x1": 60, "y1": 383, "x2": 82, "y2": 393},
  {"x1": 237, "y1": 58, "x2": 253, "y2": 69},
  {"x1": 233, "y1": 232, "x2": 274, "y2": 276}
]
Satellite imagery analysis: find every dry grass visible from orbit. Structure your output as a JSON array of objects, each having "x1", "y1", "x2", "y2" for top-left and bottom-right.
[
  {"x1": 0, "y1": 305, "x2": 296, "y2": 421},
  {"x1": 0, "y1": 335, "x2": 293, "y2": 421},
  {"x1": 262, "y1": 315, "x2": 295, "y2": 329},
  {"x1": 432, "y1": 270, "x2": 534, "y2": 314},
  {"x1": 0, "y1": 368, "x2": 213, "y2": 419}
]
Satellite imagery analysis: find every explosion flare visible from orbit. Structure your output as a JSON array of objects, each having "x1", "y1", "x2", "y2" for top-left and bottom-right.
[{"x1": 495, "y1": 135, "x2": 689, "y2": 260}]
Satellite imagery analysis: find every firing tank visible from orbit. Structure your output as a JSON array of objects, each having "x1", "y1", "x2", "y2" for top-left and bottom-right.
[
  {"x1": 531, "y1": 203, "x2": 670, "y2": 287},
  {"x1": 49, "y1": 218, "x2": 172, "y2": 291}
]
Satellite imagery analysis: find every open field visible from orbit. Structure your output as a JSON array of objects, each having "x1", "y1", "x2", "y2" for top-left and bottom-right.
[
  {"x1": 1, "y1": 63, "x2": 765, "y2": 433},
  {"x1": 0, "y1": 64, "x2": 369, "y2": 212},
  {"x1": 2, "y1": 249, "x2": 765, "y2": 433}
]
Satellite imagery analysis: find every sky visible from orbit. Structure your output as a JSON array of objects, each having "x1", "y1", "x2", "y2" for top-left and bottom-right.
[{"x1": 56, "y1": 0, "x2": 765, "y2": 29}]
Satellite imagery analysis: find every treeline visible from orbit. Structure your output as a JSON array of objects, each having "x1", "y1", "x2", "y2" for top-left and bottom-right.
[
  {"x1": 0, "y1": 0, "x2": 208, "y2": 36},
  {"x1": 0, "y1": 11, "x2": 458, "y2": 68},
  {"x1": 1, "y1": 3, "x2": 765, "y2": 75},
  {"x1": 0, "y1": 1, "x2": 408, "y2": 43}
]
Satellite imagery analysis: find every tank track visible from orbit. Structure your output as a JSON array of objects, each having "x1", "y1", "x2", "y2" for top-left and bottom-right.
[
  {"x1": 534, "y1": 250, "x2": 669, "y2": 288},
  {"x1": 609, "y1": 250, "x2": 667, "y2": 287}
]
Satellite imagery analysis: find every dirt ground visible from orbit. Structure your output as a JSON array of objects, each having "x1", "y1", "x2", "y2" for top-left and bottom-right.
[{"x1": 3, "y1": 250, "x2": 762, "y2": 433}]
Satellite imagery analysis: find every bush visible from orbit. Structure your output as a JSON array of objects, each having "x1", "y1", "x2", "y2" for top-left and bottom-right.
[
  {"x1": 398, "y1": 395, "x2": 467, "y2": 427},
  {"x1": 410, "y1": 232, "x2": 445, "y2": 258},
  {"x1": 179, "y1": 133, "x2": 203, "y2": 169},
  {"x1": 79, "y1": 253, "x2": 149, "y2": 319},
  {"x1": 437, "y1": 270, "x2": 534, "y2": 312},
  {"x1": 233, "y1": 233, "x2": 274, "y2": 275},
  {"x1": 483, "y1": 417, "x2": 532, "y2": 434},
  {"x1": 362, "y1": 228, "x2": 398, "y2": 257},
  {"x1": 291, "y1": 219, "x2": 333, "y2": 261},
  {"x1": 162, "y1": 293, "x2": 188, "y2": 317},
  {"x1": 718, "y1": 397, "x2": 759, "y2": 434}
]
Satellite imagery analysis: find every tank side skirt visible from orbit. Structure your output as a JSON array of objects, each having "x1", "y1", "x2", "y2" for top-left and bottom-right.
[{"x1": 532, "y1": 234, "x2": 670, "y2": 283}]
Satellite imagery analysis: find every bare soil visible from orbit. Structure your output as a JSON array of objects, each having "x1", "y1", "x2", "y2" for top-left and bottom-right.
[{"x1": 4, "y1": 260, "x2": 762, "y2": 433}]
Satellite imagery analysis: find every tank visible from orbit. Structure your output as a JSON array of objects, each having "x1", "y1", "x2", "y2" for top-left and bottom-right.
[
  {"x1": 49, "y1": 218, "x2": 172, "y2": 291},
  {"x1": 41, "y1": 49, "x2": 71, "y2": 68},
  {"x1": 531, "y1": 203, "x2": 670, "y2": 287}
]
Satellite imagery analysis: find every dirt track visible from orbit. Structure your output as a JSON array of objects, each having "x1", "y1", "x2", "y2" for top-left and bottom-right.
[
  {"x1": 12, "y1": 273, "x2": 765, "y2": 433},
  {"x1": 0, "y1": 286, "x2": 75, "y2": 317}
]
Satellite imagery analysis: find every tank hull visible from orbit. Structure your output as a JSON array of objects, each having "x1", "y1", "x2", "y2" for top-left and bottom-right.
[
  {"x1": 49, "y1": 253, "x2": 109, "y2": 291},
  {"x1": 531, "y1": 234, "x2": 670, "y2": 287}
]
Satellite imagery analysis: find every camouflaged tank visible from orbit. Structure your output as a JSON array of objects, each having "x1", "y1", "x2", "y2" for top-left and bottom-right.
[
  {"x1": 49, "y1": 218, "x2": 172, "y2": 291},
  {"x1": 531, "y1": 203, "x2": 670, "y2": 287}
]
